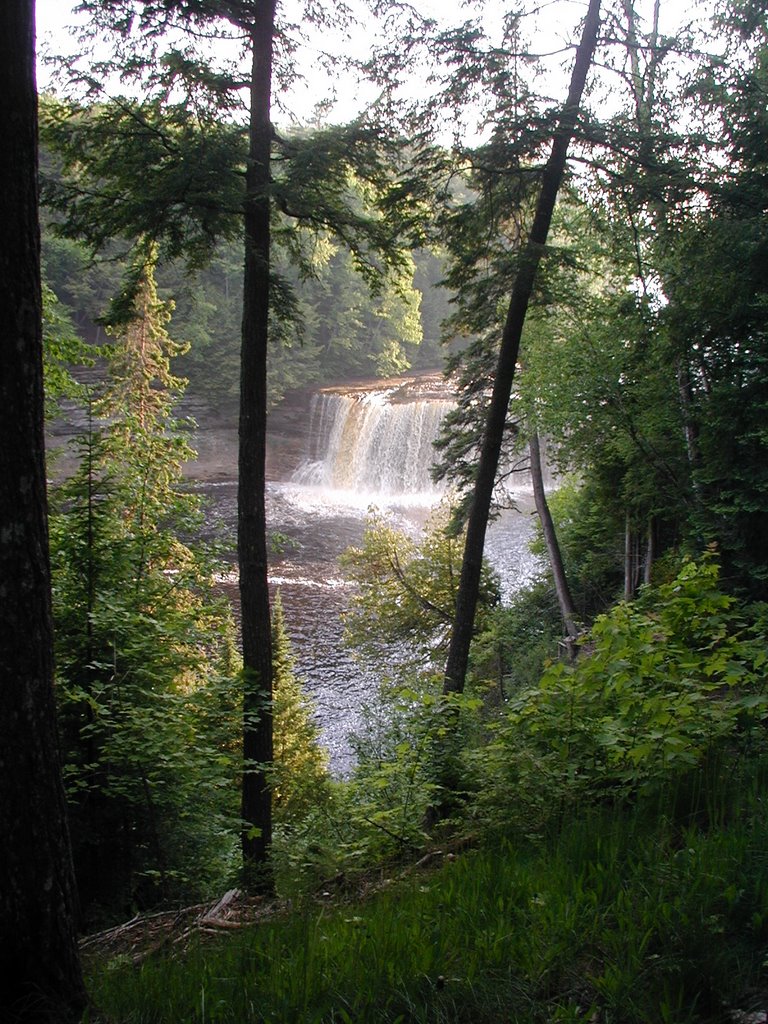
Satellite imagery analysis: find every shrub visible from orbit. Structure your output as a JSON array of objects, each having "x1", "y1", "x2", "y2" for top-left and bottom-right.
[{"x1": 467, "y1": 556, "x2": 768, "y2": 833}]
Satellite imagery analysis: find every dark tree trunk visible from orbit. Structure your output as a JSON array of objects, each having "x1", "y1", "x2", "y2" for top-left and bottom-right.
[
  {"x1": 0, "y1": 3, "x2": 87, "y2": 1020},
  {"x1": 443, "y1": 0, "x2": 601, "y2": 695},
  {"x1": 529, "y1": 431, "x2": 579, "y2": 645},
  {"x1": 238, "y1": 0, "x2": 276, "y2": 889}
]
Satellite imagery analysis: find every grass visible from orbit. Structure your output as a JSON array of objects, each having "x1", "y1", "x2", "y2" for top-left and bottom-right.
[
  {"x1": 78, "y1": 559, "x2": 768, "y2": 1022},
  {"x1": 84, "y1": 774, "x2": 768, "y2": 1024}
]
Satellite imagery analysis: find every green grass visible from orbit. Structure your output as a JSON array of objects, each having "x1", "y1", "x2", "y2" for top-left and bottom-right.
[{"x1": 84, "y1": 778, "x2": 768, "y2": 1024}]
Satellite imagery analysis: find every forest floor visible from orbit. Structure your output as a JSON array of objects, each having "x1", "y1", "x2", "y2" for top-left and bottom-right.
[
  {"x1": 78, "y1": 888, "x2": 282, "y2": 968},
  {"x1": 78, "y1": 843, "x2": 462, "y2": 970}
]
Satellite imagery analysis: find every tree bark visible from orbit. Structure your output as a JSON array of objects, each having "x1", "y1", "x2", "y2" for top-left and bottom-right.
[
  {"x1": 238, "y1": 0, "x2": 276, "y2": 889},
  {"x1": 443, "y1": 0, "x2": 602, "y2": 695},
  {"x1": 0, "y1": 2, "x2": 87, "y2": 1020},
  {"x1": 529, "y1": 431, "x2": 579, "y2": 645},
  {"x1": 643, "y1": 515, "x2": 655, "y2": 585},
  {"x1": 623, "y1": 510, "x2": 642, "y2": 601}
]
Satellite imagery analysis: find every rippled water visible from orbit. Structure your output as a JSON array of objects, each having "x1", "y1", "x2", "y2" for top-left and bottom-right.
[{"x1": 196, "y1": 477, "x2": 541, "y2": 773}]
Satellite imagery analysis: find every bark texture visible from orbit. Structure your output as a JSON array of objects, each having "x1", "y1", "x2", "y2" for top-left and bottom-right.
[
  {"x1": 443, "y1": 0, "x2": 602, "y2": 694},
  {"x1": 0, "y1": 3, "x2": 87, "y2": 1020},
  {"x1": 238, "y1": 0, "x2": 276, "y2": 886},
  {"x1": 529, "y1": 431, "x2": 579, "y2": 644}
]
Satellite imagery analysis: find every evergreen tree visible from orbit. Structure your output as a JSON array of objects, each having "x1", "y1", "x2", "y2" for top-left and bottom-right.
[
  {"x1": 51, "y1": 254, "x2": 239, "y2": 921},
  {"x1": 271, "y1": 592, "x2": 330, "y2": 821}
]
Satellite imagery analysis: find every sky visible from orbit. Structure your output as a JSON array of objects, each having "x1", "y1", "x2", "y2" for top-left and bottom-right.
[{"x1": 35, "y1": 0, "x2": 710, "y2": 130}]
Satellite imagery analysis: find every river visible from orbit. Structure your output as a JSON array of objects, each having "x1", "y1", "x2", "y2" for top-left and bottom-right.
[{"x1": 191, "y1": 374, "x2": 543, "y2": 773}]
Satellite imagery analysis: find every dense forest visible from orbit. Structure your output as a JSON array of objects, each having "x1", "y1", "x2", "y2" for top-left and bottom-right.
[{"x1": 2, "y1": 0, "x2": 768, "y2": 1021}]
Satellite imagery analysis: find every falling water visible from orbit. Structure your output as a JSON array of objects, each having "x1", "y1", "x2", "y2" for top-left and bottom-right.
[
  {"x1": 199, "y1": 376, "x2": 544, "y2": 771},
  {"x1": 292, "y1": 389, "x2": 454, "y2": 499}
]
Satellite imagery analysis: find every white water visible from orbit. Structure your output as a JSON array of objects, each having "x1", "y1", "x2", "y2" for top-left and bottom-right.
[
  {"x1": 205, "y1": 377, "x2": 544, "y2": 771},
  {"x1": 292, "y1": 389, "x2": 454, "y2": 502}
]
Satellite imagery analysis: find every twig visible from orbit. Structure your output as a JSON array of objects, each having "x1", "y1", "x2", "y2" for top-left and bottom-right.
[{"x1": 199, "y1": 887, "x2": 240, "y2": 925}]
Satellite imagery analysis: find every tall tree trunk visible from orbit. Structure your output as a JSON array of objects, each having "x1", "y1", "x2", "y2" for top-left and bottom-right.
[
  {"x1": 643, "y1": 515, "x2": 655, "y2": 585},
  {"x1": 624, "y1": 511, "x2": 633, "y2": 600},
  {"x1": 676, "y1": 356, "x2": 701, "y2": 482},
  {"x1": 239, "y1": 0, "x2": 276, "y2": 890},
  {"x1": 443, "y1": 0, "x2": 601, "y2": 695},
  {"x1": 0, "y1": 3, "x2": 87, "y2": 1020},
  {"x1": 623, "y1": 510, "x2": 642, "y2": 601},
  {"x1": 529, "y1": 431, "x2": 579, "y2": 645}
]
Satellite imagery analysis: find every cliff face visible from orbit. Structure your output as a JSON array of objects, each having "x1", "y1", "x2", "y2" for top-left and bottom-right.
[
  {"x1": 182, "y1": 387, "x2": 316, "y2": 483},
  {"x1": 183, "y1": 373, "x2": 450, "y2": 484},
  {"x1": 47, "y1": 386, "x2": 314, "y2": 485},
  {"x1": 48, "y1": 372, "x2": 452, "y2": 485}
]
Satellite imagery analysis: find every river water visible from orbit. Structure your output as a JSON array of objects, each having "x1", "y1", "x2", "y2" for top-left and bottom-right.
[{"x1": 194, "y1": 377, "x2": 543, "y2": 773}]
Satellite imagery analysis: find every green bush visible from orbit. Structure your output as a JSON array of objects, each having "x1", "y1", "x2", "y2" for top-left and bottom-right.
[
  {"x1": 470, "y1": 556, "x2": 768, "y2": 835},
  {"x1": 471, "y1": 581, "x2": 563, "y2": 698}
]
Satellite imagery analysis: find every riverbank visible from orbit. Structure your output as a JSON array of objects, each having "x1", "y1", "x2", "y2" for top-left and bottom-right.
[{"x1": 46, "y1": 371, "x2": 540, "y2": 774}]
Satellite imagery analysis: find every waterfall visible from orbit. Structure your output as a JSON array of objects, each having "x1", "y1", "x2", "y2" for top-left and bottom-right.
[{"x1": 293, "y1": 389, "x2": 454, "y2": 497}]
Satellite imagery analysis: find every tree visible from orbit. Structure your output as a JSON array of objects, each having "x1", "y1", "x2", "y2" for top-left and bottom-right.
[
  {"x1": 528, "y1": 429, "x2": 579, "y2": 646},
  {"x1": 163, "y1": 208, "x2": 427, "y2": 407},
  {"x1": 237, "y1": 0, "x2": 278, "y2": 885},
  {"x1": 443, "y1": 0, "x2": 602, "y2": 696},
  {"x1": 271, "y1": 592, "x2": 330, "y2": 821},
  {"x1": 295, "y1": 243, "x2": 423, "y2": 380},
  {"x1": 50, "y1": 254, "x2": 239, "y2": 920},
  {"x1": 44, "y1": 0, "x2": 430, "y2": 888},
  {"x1": 0, "y1": 1, "x2": 87, "y2": 1019},
  {"x1": 519, "y1": 0, "x2": 768, "y2": 602},
  {"x1": 59, "y1": 0, "x2": 279, "y2": 888}
]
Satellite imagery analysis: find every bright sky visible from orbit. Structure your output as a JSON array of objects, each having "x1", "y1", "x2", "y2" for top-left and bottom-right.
[{"x1": 35, "y1": 0, "x2": 712, "y2": 130}]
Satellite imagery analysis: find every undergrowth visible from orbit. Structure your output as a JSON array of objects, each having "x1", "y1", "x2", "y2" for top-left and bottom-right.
[
  {"x1": 85, "y1": 764, "x2": 768, "y2": 1024},
  {"x1": 83, "y1": 557, "x2": 768, "y2": 1022}
]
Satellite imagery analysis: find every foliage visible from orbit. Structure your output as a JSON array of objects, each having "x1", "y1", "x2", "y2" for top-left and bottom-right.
[
  {"x1": 341, "y1": 507, "x2": 500, "y2": 678},
  {"x1": 50, "y1": 257, "x2": 240, "y2": 922},
  {"x1": 659, "y1": 210, "x2": 768, "y2": 594},
  {"x1": 35, "y1": 0, "x2": 768, "y2": 986},
  {"x1": 471, "y1": 556, "x2": 768, "y2": 834},
  {"x1": 470, "y1": 582, "x2": 563, "y2": 698},
  {"x1": 273, "y1": 695, "x2": 439, "y2": 891},
  {"x1": 165, "y1": 234, "x2": 427, "y2": 406},
  {"x1": 422, "y1": 0, "x2": 768, "y2": 608},
  {"x1": 296, "y1": 244, "x2": 423, "y2": 381},
  {"x1": 41, "y1": 283, "x2": 96, "y2": 418},
  {"x1": 40, "y1": 93, "x2": 246, "y2": 272},
  {"x1": 271, "y1": 591, "x2": 331, "y2": 822},
  {"x1": 345, "y1": 690, "x2": 446, "y2": 859},
  {"x1": 39, "y1": 125, "x2": 444, "y2": 410},
  {"x1": 271, "y1": 678, "x2": 494, "y2": 892},
  {"x1": 41, "y1": 229, "x2": 123, "y2": 343}
]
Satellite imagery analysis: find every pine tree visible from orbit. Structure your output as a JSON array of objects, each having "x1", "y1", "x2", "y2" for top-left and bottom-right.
[
  {"x1": 50, "y1": 254, "x2": 239, "y2": 922},
  {"x1": 271, "y1": 591, "x2": 330, "y2": 821},
  {"x1": 0, "y1": 1, "x2": 86, "y2": 1016}
]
